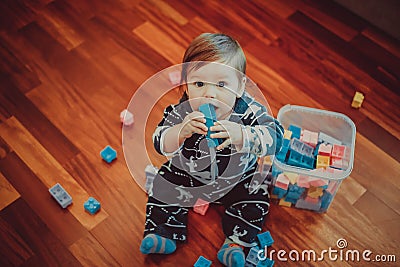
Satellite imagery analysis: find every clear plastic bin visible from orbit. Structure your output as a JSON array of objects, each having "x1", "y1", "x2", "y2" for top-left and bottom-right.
[{"x1": 271, "y1": 105, "x2": 356, "y2": 212}]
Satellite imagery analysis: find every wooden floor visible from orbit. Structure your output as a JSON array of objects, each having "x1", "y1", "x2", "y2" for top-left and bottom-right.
[{"x1": 0, "y1": 0, "x2": 399, "y2": 266}]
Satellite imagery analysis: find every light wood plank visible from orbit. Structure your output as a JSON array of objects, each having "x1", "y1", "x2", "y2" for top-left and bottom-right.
[
  {"x1": 69, "y1": 232, "x2": 119, "y2": 267},
  {"x1": 0, "y1": 172, "x2": 20, "y2": 211},
  {"x1": 0, "y1": 117, "x2": 109, "y2": 230},
  {"x1": 338, "y1": 176, "x2": 367, "y2": 205},
  {"x1": 133, "y1": 21, "x2": 186, "y2": 64}
]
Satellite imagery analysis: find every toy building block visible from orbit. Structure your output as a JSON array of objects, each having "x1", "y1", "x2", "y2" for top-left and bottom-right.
[
  {"x1": 295, "y1": 198, "x2": 321, "y2": 211},
  {"x1": 317, "y1": 143, "x2": 332, "y2": 156},
  {"x1": 272, "y1": 187, "x2": 286, "y2": 199},
  {"x1": 193, "y1": 198, "x2": 209, "y2": 215},
  {"x1": 199, "y1": 103, "x2": 220, "y2": 147},
  {"x1": 257, "y1": 258, "x2": 275, "y2": 267},
  {"x1": 271, "y1": 166, "x2": 282, "y2": 178},
  {"x1": 275, "y1": 173, "x2": 289, "y2": 190},
  {"x1": 308, "y1": 177, "x2": 328, "y2": 188},
  {"x1": 320, "y1": 191, "x2": 333, "y2": 211},
  {"x1": 316, "y1": 155, "x2": 330, "y2": 169},
  {"x1": 288, "y1": 125, "x2": 301, "y2": 139},
  {"x1": 307, "y1": 186, "x2": 324, "y2": 198},
  {"x1": 305, "y1": 196, "x2": 320, "y2": 204},
  {"x1": 168, "y1": 70, "x2": 181, "y2": 86},
  {"x1": 100, "y1": 145, "x2": 117, "y2": 163},
  {"x1": 120, "y1": 109, "x2": 134, "y2": 126},
  {"x1": 331, "y1": 144, "x2": 345, "y2": 159},
  {"x1": 318, "y1": 132, "x2": 341, "y2": 145},
  {"x1": 290, "y1": 138, "x2": 314, "y2": 157},
  {"x1": 279, "y1": 198, "x2": 292, "y2": 207},
  {"x1": 275, "y1": 139, "x2": 290, "y2": 162},
  {"x1": 49, "y1": 183, "x2": 72, "y2": 208},
  {"x1": 287, "y1": 150, "x2": 315, "y2": 169},
  {"x1": 246, "y1": 246, "x2": 260, "y2": 265},
  {"x1": 283, "y1": 129, "x2": 292, "y2": 140},
  {"x1": 286, "y1": 184, "x2": 305, "y2": 199},
  {"x1": 84, "y1": 197, "x2": 101, "y2": 215},
  {"x1": 194, "y1": 255, "x2": 212, "y2": 267},
  {"x1": 351, "y1": 91, "x2": 364, "y2": 108},
  {"x1": 145, "y1": 164, "x2": 158, "y2": 193},
  {"x1": 283, "y1": 172, "x2": 298, "y2": 184},
  {"x1": 301, "y1": 130, "x2": 318, "y2": 148},
  {"x1": 257, "y1": 231, "x2": 274, "y2": 247},
  {"x1": 297, "y1": 175, "x2": 310, "y2": 188}
]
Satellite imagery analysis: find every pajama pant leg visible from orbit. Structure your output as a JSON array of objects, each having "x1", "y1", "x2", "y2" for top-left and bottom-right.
[{"x1": 221, "y1": 179, "x2": 270, "y2": 247}]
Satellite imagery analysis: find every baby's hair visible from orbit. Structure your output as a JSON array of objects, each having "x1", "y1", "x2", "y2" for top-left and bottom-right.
[{"x1": 179, "y1": 33, "x2": 246, "y2": 101}]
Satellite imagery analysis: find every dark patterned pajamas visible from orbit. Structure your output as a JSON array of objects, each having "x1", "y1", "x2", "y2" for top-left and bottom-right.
[{"x1": 143, "y1": 93, "x2": 283, "y2": 247}]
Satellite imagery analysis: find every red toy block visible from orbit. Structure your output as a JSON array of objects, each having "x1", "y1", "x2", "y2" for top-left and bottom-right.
[
  {"x1": 275, "y1": 173, "x2": 290, "y2": 190},
  {"x1": 193, "y1": 198, "x2": 209, "y2": 215},
  {"x1": 305, "y1": 196, "x2": 320, "y2": 204},
  {"x1": 318, "y1": 143, "x2": 332, "y2": 156},
  {"x1": 331, "y1": 144, "x2": 350, "y2": 159},
  {"x1": 297, "y1": 175, "x2": 310, "y2": 188}
]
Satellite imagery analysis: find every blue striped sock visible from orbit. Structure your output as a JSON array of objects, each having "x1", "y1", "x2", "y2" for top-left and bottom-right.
[
  {"x1": 217, "y1": 241, "x2": 245, "y2": 267},
  {"x1": 140, "y1": 234, "x2": 176, "y2": 254}
]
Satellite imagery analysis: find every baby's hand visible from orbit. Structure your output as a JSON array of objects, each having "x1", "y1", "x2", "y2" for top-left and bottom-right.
[
  {"x1": 178, "y1": 111, "x2": 208, "y2": 140},
  {"x1": 210, "y1": 121, "x2": 243, "y2": 150}
]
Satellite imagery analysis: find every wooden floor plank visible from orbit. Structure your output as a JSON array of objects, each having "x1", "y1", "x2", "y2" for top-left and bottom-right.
[
  {"x1": 0, "y1": 117, "x2": 109, "y2": 230},
  {"x1": 0, "y1": 152, "x2": 88, "y2": 247},
  {"x1": 0, "y1": 216, "x2": 33, "y2": 267},
  {"x1": 0, "y1": 172, "x2": 20, "y2": 211},
  {"x1": 68, "y1": 233, "x2": 119, "y2": 267},
  {"x1": 1, "y1": 198, "x2": 82, "y2": 267}
]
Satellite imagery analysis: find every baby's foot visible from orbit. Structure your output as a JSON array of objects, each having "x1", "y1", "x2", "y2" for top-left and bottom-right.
[
  {"x1": 140, "y1": 234, "x2": 176, "y2": 254},
  {"x1": 217, "y1": 242, "x2": 245, "y2": 267}
]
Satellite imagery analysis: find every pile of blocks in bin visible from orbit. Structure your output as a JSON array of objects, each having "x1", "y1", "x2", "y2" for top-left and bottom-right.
[{"x1": 272, "y1": 124, "x2": 350, "y2": 212}]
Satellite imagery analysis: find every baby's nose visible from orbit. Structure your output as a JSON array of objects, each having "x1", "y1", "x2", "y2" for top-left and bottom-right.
[{"x1": 204, "y1": 83, "x2": 217, "y2": 98}]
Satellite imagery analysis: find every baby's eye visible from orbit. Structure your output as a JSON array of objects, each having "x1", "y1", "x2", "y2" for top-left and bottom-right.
[
  {"x1": 217, "y1": 81, "x2": 226, "y2": 87},
  {"x1": 194, "y1": 81, "x2": 204, "y2": 87}
]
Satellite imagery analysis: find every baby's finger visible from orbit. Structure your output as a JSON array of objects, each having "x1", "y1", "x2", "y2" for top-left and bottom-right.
[
  {"x1": 217, "y1": 138, "x2": 231, "y2": 150},
  {"x1": 210, "y1": 131, "x2": 230, "y2": 139},
  {"x1": 190, "y1": 111, "x2": 206, "y2": 123},
  {"x1": 191, "y1": 121, "x2": 208, "y2": 132},
  {"x1": 209, "y1": 123, "x2": 227, "y2": 132}
]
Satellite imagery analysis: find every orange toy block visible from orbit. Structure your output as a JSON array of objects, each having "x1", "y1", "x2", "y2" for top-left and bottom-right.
[
  {"x1": 307, "y1": 187, "x2": 324, "y2": 198},
  {"x1": 193, "y1": 198, "x2": 209, "y2": 215},
  {"x1": 351, "y1": 91, "x2": 364, "y2": 108},
  {"x1": 279, "y1": 198, "x2": 292, "y2": 207},
  {"x1": 316, "y1": 155, "x2": 330, "y2": 169}
]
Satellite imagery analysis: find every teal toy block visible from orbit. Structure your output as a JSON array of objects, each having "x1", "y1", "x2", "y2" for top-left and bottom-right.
[
  {"x1": 271, "y1": 166, "x2": 282, "y2": 178},
  {"x1": 194, "y1": 255, "x2": 212, "y2": 267},
  {"x1": 286, "y1": 184, "x2": 305, "y2": 200},
  {"x1": 246, "y1": 246, "x2": 261, "y2": 265},
  {"x1": 199, "y1": 103, "x2": 221, "y2": 148},
  {"x1": 287, "y1": 150, "x2": 315, "y2": 169},
  {"x1": 257, "y1": 231, "x2": 274, "y2": 248},
  {"x1": 288, "y1": 124, "x2": 301, "y2": 139},
  {"x1": 272, "y1": 187, "x2": 286, "y2": 199},
  {"x1": 257, "y1": 258, "x2": 275, "y2": 267},
  {"x1": 100, "y1": 145, "x2": 117, "y2": 163},
  {"x1": 320, "y1": 191, "x2": 333, "y2": 211},
  {"x1": 84, "y1": 197, "x2": 101, "y2": 215},
  {"x1": 49, "y1": 183, "x2": 72, "y2": 208}
]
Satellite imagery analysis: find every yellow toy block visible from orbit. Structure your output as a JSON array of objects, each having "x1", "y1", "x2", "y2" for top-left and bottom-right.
[
  {"x1": 283, "y1": 172, "x2": 299, "y2": 184},
  {"x1": 279, "y1": 198, "x2": 292, "y2": 207},
  {"x1": 316, "y1": 155, "x2": 330, "y2": 169},
  {"x1": 351, "y1": 91, "x2": 364, "y2": 108},
  {"x1": 308, "y1": 186, "x2": 324, "y2": 198},
  {"x1": 283, "y1": 129, "x2": 292, "y2": 140}
]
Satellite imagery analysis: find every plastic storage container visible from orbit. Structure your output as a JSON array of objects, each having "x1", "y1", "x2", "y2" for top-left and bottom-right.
[{"x1": 271, "y1": 105, "x2": 356, "y2": 212}]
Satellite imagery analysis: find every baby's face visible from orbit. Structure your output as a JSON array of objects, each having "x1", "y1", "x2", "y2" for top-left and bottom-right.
[{"x1": 186, "y1": 62, "x2": 245, "y2": 119}]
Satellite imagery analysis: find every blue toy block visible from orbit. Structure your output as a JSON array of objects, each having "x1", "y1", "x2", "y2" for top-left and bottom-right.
[
  {"x1": 84, "y1": 197, "x2": 101, "y2": 215},
  {"x1": 288, "y1": 125, "x2": 301, "y2": 139},
  {"x1": 320, "y1": 191, "x2": 333, "y2": 211},
  {"x1": 245, "y1": 262, "x2": 256, "y2": 267},
  {"x1": 272, "y1": 187, "x2": 286, "y2": 199},
  {"x1": 282, "y1": 138, "x2": 290, "y2": 148},
  {"x1": 275, "y1": 146, "x2": 288, "y2": 162},
  {"x1": 246, "y1": 246, "x2": 261, "y2": 265},
  {"x1": 257, "y1": 231, "x2": 274, "y2": 248},
  {"x1": 290, "y1": 138, "x2": 314, "y2": 157},
  {"x1": 257, "y1": 258, "x2": 275, "y2": 267},
  {"x1": 194, "y1": 255, "x2": 212, "y2": 267},
  {"x1": 271, "y1": 166, "x2": 282, "y2": 178},
  {"x1": 286, "y1": 184, "x2": 305, "y2": 200},
  {"x1": 49, "y1": 183, "x2": 73, "y2": 208},
  {"x1": 100, "y1": 145, "x2": 117, "y2": 163},
  {"x1": 287, "y1": 150, "x2": 315, "y2": 169},
  {"x1": 284, "y1": 196, "x2": 298, "y2": 204},
  {"x1": 199, "y1": 103, "x2": 221, "y2": 147}
]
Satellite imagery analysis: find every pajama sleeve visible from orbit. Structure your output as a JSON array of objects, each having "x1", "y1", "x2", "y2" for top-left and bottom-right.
[
  {"x1": 240, "y1": 103, "x2": 284, "y2": 157},
  {"x1": 152, "y1": 104, "x2": 185, "y2": 156}
]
